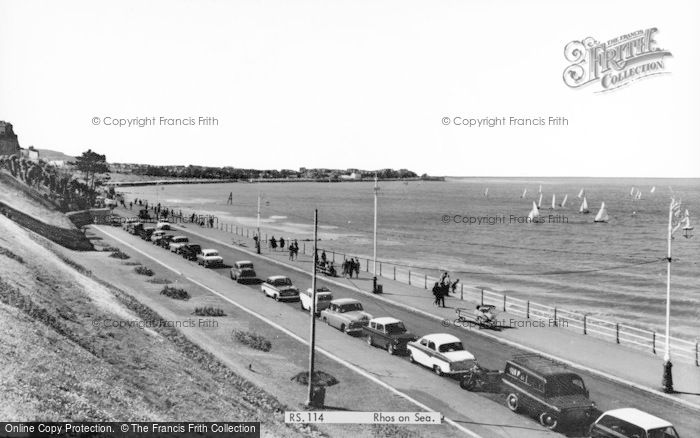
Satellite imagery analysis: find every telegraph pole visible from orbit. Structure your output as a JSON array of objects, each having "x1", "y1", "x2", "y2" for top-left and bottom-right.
[
  {"x1": 256, "y1": 192, "x2": 261, "y2": 254},
  {"x1": 662, "y1": 199, "x2": 673, "y2": 392},
  {"x1": 372, "y1": 175, "x2": 379, "y2": 292},
  {"x1": 306, "y1": 209, "x2": 319, "y2": 406}
]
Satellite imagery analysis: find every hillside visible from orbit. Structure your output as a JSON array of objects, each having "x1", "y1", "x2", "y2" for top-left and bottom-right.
[
  {"x1": 37, "y1": 148, "x2": 76, "y2": 162},
  {"x1": 0, "y1": 215, "x2": 314, "y2": 436}
]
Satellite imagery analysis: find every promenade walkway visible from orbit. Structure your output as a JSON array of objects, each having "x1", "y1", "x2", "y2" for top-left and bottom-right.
[{"x1": 169, "y1": 220, "x2": 700, "y2": 409}]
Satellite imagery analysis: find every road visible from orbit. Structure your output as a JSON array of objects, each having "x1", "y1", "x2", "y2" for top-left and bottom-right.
[{"x1": 97, "y1": 223, "x2": 699, "y2": 437}]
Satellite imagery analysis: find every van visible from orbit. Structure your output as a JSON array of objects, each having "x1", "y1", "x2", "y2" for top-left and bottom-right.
[{"x1": 502, "y1": 354, "x2": 596, "y2": 431}]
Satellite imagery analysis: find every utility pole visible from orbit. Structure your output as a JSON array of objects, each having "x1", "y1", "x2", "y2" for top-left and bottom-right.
[
  {"x1": 372, "y1": 175, "x2": 379, "y2": 292},
  {"x1": 306, "y1": 209, "x2": 319, "y2": 406},
  {"x1": 256, "y1": 192, "x2": 261, "y2": 254},
  {"x1": 663, "y1": 199, "x2": 673, "y2": 392}
]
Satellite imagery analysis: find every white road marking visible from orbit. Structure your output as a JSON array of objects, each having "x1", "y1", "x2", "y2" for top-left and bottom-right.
[
  {"x1": 92, "y1": 226, "x2": 486, "y2": 438},
  {"x1": 178, "y1": 225, "x2": 700, "y2": 413}
]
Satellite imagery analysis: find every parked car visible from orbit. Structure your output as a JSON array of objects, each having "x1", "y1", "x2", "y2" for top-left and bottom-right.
[
  {"x1": 502, "y1": 354, "x2": 596, "y2": 431},
  {"x1": 157, "y1": 235, "x2": 175, "y2": 249},
  {"x1": 363, "y1": 317, "x2": 416, "y2": 355},
  {"x1": 230, "y1": 261, "x2": 258, "y2": 284},
  {"x1": 139, "y1": 227, "x2": 156, "y2": 241},
  {"x1": 300, "y1": 286, "x2": 333, "y2": 314},
  {"x1": 197, "y1": 249, "x2": 223, "y2": 268},
  {"x1": 156, "y1": 220, "x2": 171, "y2": 230},
  {"x1": 260, "y1": 275, "x2": 299, "y2": 301},
  {"x1": 588, "y1": 408, "x2": 679, "y2": 438},
  {"x1": 129, "y1": 222, "x2": 144, "y2": 236},
  {"x1": 108, "y1": 215, "x2": 123, "y2": 227},
  {"x1": 320, "y1": 298, "x2": 372, "y2": 334},
  {"x1": 122, "y1": 218, "x2": 139, "y2": 231},
  {"x1": 168, "y1": 236, "x2": 190, "y2": 252},
  {"x1": 150, "y1": 230, "x2": 166, "y2": 244},
  {"x1": 407, "y1": 333, "x2": 476, "y2": 376},
  {"x1": 179, "y1": 243, "x2": 202, "y2": 261}
]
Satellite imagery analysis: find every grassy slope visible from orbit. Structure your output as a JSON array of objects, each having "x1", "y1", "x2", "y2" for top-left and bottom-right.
[{"x1": 0, "y1": 215, "x2": 316, "y2": 437}]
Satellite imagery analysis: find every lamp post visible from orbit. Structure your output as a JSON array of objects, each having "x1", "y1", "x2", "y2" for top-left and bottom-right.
[
  {"x1": 256, "y1": 192, "x2": 261, "y2": 254},
  {"x1": 372, "y1": 175, "x2": 379, "y2": 292},
  {"x1": 662, "y1": 199, "x2": 693, "y2": 393},
  {"x1": 306, "y1": 209, "x2": 319, "y2": 407}
]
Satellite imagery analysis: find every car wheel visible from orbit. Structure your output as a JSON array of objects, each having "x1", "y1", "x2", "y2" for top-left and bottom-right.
[
  {"x1": 366, "y1": 336, "x2": 373, "y2": 347},
  {"x1": 506, "y1": 393, "x2": 520, "y2": 412},
  {"x1": 387, "y1": 343, "x2": 395, "y2": 355},
  {"x1": 539, "y1": 412, "x2": 558, "y2": 430},
  {"x1": 460, "y1": 377, "x2": 476, "y2": 391},
  {"x1": 433, "y1": 365, "x2": 443, "y2": 376},
  {"x1": 300, "y1": 301, "x2": 306, "y2": 310},
  {"x1": 274, "y1": 295, "x2": 279, "y2": 302},
  {"x1": 408, "y1": 352, "x2": 415, "y2": 363},
  {"x1": 340, "y1": 324, "x2": 346, "y2": 333}
]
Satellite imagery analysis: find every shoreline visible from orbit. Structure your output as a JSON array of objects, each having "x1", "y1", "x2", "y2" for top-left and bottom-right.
[{"x1": 105, "y1": 175, "x2": 445, "y2": 187}]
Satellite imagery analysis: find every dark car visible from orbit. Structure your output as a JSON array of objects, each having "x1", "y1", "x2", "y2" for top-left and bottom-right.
[
  {"x1": 363, "y1": 317, "x2": 416, "y2": 355},
  {"x1": 502, "y1": 354, "x2": 596, "y2": 431},
  {"x1": 157, "y1": 235, "x2": 175, "y2": 249},
  {"x1": 139, "y1": 227, "x2": 156, "y2": 241},
  {"x1": 180, "y1": 244, "x2": 202, "y2": 261},
  {"x1": 230, "y1": 260, "x2": 258, "y2": 284}
]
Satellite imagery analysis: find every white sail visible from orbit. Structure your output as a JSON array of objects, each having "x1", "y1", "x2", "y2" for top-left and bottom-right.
[
  {"x1": 594, "y1": 202, "x2": 609, "y2": 222},
  {"x1": 682, "y1": 209, "x2": 693, "y2": 231},
  {"x1": 484, "y1": 188, "x2": 489, "y2": 198},
  {"x1": 528, "y1": 201, "x2": 540, "y2": 222},
  {"x1": 577, "y1": 188, "x2": 584, "y2": 198},
  {"x1": 630, "y1": 187, "x2": 635, "y2": 196},
  {"x1": 580, "y1": 196, "x2": 589, "y2": 213},
  {"x1": 537, "y1": 193, "x2": 543, "y2": 208},
  {"x1": 551, "y1": 194, "x2": 556, "y2": 209},
  {"x1": 635, "y1": 191, "x2": 642, "y2": 200},
  {"x1": 561, "y1": 194, "x2": 568, "y2": 208},
  {"x1": 650, "y1": 186, "x2": 656, "y2": 193},
  {"x1": 538, "y1": 184, "x2": 542, "y2": 194},
  {"x1": 521, "y1": 188, "x2": 527, "y2": 198}
]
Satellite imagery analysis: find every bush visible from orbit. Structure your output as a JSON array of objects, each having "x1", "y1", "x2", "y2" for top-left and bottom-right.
[
  {"x1": 160, "y1": 286, "x2": 190, "y2": 300},
  {"x1": 134, "y1": 266, "x2": 154, "y2": 276},
  {"x1": 231, "y1": 329, "x2": 271, "y2": 352},
  {"x1": 193, "y1": 306, "x2": 226, "y2": 317},
  {"x1": 109, "y1": 249, "x2": 130, "y2": 259}
]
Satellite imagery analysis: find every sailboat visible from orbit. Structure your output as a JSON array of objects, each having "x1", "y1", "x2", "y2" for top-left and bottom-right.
[
  {"x1": 537, "y1": 193, "x2": 543, "y2": 209},
  {"x1": 484, "y1": 188, "x2": 489, "y2": 198},
  {"x1": 577, "y1": 188, "x2": 585, "y2": 199},
  {"x1": 560, "y1": 194, "x2": 568, "y2": 208},
  {"x1": 521, "y1": 188, "x2": 527, "y2": 198},
  {"x1": 635, "y1": 190, "x2": 642, "y2": 200},
  {"x1": 538, "y1": 184, "x2": 542, "y2": 194},
  {"x1": 630, "y1": 187, "x2": 635, "y2": 196},
  {"x1": 650, "y1": 186, "x2": 656, "y2": 193},
  {"x1": 528, "y1": 201, "x2": 543, "y2": 223},
  {"x1": 551, "y1": 194, "x2": 556, "y2": 210},
  {"x1": 594, "y1": 202, "x2": 609, "y2": 223},
  {"x1": 579, "y1": 196, "x2": 590, "y2": 214},
  {"x1": 682, "y1": 209, "x2": 694, "y2": 236}
]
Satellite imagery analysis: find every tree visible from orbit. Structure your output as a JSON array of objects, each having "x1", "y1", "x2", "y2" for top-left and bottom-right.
[{"x1": 72, "y1": 149, "x2": 109, "y2": 198}]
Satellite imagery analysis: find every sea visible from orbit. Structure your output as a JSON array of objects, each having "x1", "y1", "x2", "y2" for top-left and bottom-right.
[{"x1": 119, "y1": 178, "x2": 700, "y2": 340}]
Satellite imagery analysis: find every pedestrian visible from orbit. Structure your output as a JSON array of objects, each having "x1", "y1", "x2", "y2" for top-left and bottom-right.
[
  {"x1": 432, "y1": 282, "x2": 441, "y2": 306},
  {"x1": 354, "y1": 257, "x2": 360, "y2": 278},
  {"x1": 209, "y1": 217, "x2": 214, "y2": 228},
  {"x1": 439, "y1": 283, "x2": 447, "y2": 307},
  {"x1": 129, "y1": 201, "x2": 133, "y2": 210},
  {"x1": 439, "y1": 271, "x2": 450, "y2": 288},
  {"x1": 293, "y1": 240, "x2": 299, "y2": 260},
  {"x1": 451, "y1": 279, "x2": 460, "y2": 295},
  {"x1": 270, "y1": 236, "x2": 277, "y2": 250},
  {"x1": 279, "y1": 237, "x2": 285, "y2": 250},
  {"x1": 321, "y1": 250, "x2": 327, "y2": 264},
  {"x1": 342, "y1": 259, "x2": 349, "y2": 277},
  {"x1": 289, "y1": 245, "x2": 294, "y2": 260}
]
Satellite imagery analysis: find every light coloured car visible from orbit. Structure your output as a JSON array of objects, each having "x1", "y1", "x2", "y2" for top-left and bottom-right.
[
  {"x1": 150, "y1": 230, "x2": 166, "y2": 243},
  {"x1": 196, "y1": 249, "x2": 223, "y2": 268},
  {"x1": 320, "y1": 298, "x2": 372, "y2": 334},
  {"x1": 261, "y1": 276, "x2": 299, "y2": 301},
  {"x1": 300, "y1": 286, "x2": 333, "y2": 313},
  {"x1": 156, "y1": 220, "x2": 171, "y2": 230},
  {"x1": 407, "y1": 333, "x2": 476, "y2": 376},
  {"x1": 168, "y1": 236, "x2": 189, "y2": 252},
  {"x1": 588, "y1": 408, "x2": 679, "y2": 438}
]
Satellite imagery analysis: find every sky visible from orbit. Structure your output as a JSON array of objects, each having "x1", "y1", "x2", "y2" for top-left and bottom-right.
[{"x1": 1, "y1": 0, "x2": 699, "y2": 177}]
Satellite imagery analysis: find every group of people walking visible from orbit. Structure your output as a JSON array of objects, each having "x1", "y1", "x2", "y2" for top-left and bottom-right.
[
  {"x1": 342, "y1": 256, "x2": 361, "y2": 278},
  {"x1": 432, "y1": 271, "x2": 459, "y2": 308}
]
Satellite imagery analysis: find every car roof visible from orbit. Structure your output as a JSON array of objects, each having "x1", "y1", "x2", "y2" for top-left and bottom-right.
[
  {"x1": 306, "y1": 286, "x2": 332, "y2": 293},
  {"x1": 420, "y1": 333, "x2": 461, "y2": 344},
  {"x1": 600, "y1": 408, "x2": 672, "y2": 430},
  {"x1": 332, "y1": 298, "x2": 360, "y2": 305},
  {"x1": 201, "y1": 248, "x2": 218, "y2": 253},
  {"x1": 267, "y1": 275, "x2": 290, "y2": 281},
  {"x1": 236, "y1": 260, "x2": 253, "y2": 265},
  {"x1": 508, "y1": 354, "x2": 576, "y2": 377},
  {"x1": 371, "y1": 317, "x2": 402, "y2": 325}
]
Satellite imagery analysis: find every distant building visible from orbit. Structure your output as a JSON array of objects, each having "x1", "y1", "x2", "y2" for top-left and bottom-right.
[
  {"x1": 20, "y1": 145, "x2": 40, "y2": 162},
  {"x1": 0, "y1": 121, "x2": 21, "y2": 156},
  {"x1": 48, "y1": 160, "x2": 66, "y2": 167}
]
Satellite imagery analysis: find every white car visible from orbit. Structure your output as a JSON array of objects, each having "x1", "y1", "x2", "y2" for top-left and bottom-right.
[
  {"x1": 168, "y1": 236, "x2": 189, "y2": 252},
  {"x1": 300, "y1": 286, "x2": 333, "y2": 313},
  {"x1": 196, "y1": 249, "x2": 223, "y2": 267},
  {"x1": 156, "y1": 220, "x2": 171, "y2": 230},
  {"x1": 150, "y1": 230, "x2": 166, "y2": 243},
  {"x1": 588, "y1": 408, "x2": 679, "y2": 438},
  {"x1": 407, "y1": 333, "x2": 476, "y2": 376},
  {"x1": 261, "y1": 276, "x2": 299, "y2": 302}
]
